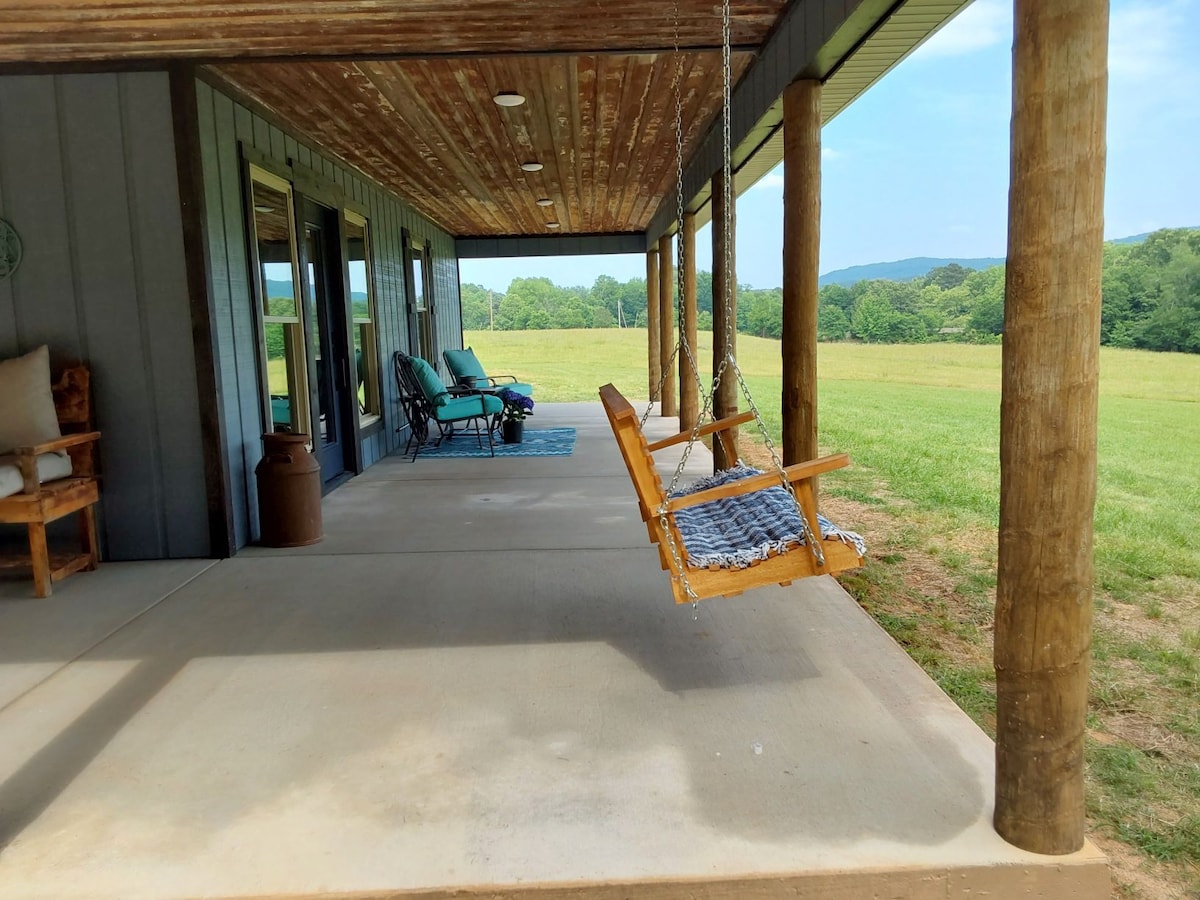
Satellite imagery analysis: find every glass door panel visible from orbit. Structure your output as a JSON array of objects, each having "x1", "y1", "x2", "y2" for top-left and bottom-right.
[{"x1": 250, "y1": 176, "x2": 308, "y2": 436}]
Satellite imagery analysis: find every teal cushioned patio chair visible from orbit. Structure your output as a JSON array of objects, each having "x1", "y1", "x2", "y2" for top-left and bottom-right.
[
  {"x1": 442, "y1": 347, "x2": 532, "y2": 398},
  {"x1": 393, "y1": 351, "x2": 503, "y2": 459}
]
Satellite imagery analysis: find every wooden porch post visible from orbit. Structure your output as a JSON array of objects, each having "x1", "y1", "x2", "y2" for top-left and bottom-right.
[
  {"x1": 658, "y1": 232, "x2": 677, "y2": 417},
  {"x1": 647, "y1": 248, "x2": 661, "y2": 401},
  {"x1": 781, "y1": 79, "x2": 820, "y2": 467},
  {"x1": 679, "y1": 212, "x2": 699, "y2": 432},
  {"x1": 995, "y1": 0, "x2": 1108, "y2": 855},
  {"x1": 712, "y1": 169, "x2": 738, "y2": 470}
]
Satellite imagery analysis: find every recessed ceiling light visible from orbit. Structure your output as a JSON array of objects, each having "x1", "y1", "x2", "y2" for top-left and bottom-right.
[
  {"x1": 493, "y1": 92, "x2": 526, "y2": 107},
  {"x1": 546, "y1": 222, "x2": 561, "y2": 229},
  {"x1": 535, "y1": 198, "x2": 554, "y2": 207},
  {"x1": 254, "y1": 205, "x2": 275, "y2": 213},
  {"x1": 520, "y1": 162, "x2": 544, "y2": 172}
]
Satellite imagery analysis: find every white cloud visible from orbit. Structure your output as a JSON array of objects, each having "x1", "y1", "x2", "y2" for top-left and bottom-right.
[
  {"x1": 914, "y1": 0, "x2": 1010, "y2": 58},
  {"x1": 822, "y1": 147, "x2": 841, "y2": 162}
]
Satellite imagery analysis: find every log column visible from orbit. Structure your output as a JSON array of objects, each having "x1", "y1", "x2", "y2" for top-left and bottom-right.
[
  {"x1": 995, "y1": 0, "x2": 1108, "y2": 855},
  {"x1": 658, "y1": 232, "x2": 677, "y2": 417},
  {"x1": 781, "y1": 79, "x2": 821, "y2": 466},
  {"x1": 679, "y1": 212, "x2": 699, "y2": 432},
  {"x1": 712, "y1": 169, "x2": 738, "y2": 470},
  {"x1": 647, "y1": 248, "x2": 661, "y2": 401}
]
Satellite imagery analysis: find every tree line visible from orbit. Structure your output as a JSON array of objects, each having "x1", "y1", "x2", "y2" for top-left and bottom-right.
[{"x1": 460, "y1": 227, "x2": 1199, "y2": 353}]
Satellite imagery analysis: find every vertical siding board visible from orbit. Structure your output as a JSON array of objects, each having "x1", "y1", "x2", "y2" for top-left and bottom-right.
[
  {"x1": 0, "y1": 92, "x2": 16, "y2": 358},
  {"x1": 0, "y1": 77, "x2": 81, "y2": 364},
  {"x1": 122, "y1": 72, "x2": 210, "y2": 557},
  {"x1": 213, "y1": 91, "x2": 262, "y2": 543},
  {"x1": 196, "y1": 82, "x2": 250, "y2": 548},
  {"x1": 268, "y1": 124, "x2": 287, "y2": 161},
  {"x1": 59, "y1": 74, "x2": 165, "y2": 559},
  {"x1": 233, "y1": 102, "x2": 254, "y2": 145},
  {"x1": 252, "y1": 114, "x2": 272, "y2": 154}
]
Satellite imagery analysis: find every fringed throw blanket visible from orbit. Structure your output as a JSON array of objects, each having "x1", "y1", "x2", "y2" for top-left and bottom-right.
[{"x1": 668, "y1": 464, "x2": 867, "y2": 569}]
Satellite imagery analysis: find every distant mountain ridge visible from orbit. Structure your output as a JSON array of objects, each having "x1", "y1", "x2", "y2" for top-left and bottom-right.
[
  {"x1": 818, "y1": 257, "x2": 1005, "y2": 287},
  {"x1": 818, "y1": 227, "x2": 1199, "y2": 288}
]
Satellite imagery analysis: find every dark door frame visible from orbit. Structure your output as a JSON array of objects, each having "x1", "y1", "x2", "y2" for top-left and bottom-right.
[{"x1": 296, "y1": 195, "x2": 357, "y2": 489}]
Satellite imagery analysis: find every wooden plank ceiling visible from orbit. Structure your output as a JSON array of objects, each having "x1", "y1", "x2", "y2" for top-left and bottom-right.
[
  {"x1": 0, "y1": 1, "x2": 784, "y2": 62},
  {"x1": 214, "y1": 53, "x2": 753, "y2": 237},
  {"x1": 1, "y1": 0, "x2": 784, "y2": 238}
]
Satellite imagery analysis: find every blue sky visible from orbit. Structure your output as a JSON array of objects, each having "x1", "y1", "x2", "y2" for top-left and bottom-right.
[{"x1": 460, "y1": 0, "x2": 1200, "y2": 292}]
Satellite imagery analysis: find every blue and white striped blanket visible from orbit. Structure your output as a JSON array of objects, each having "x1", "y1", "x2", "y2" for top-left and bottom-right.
[{"x1": 668, "y1": 464, "x2": 867, "y2": 569}]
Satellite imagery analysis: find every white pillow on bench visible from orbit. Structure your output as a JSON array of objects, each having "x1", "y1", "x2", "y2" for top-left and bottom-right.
[
  {"x1": 0, "y1": 451, "x2": 72, "y2": 499},
  {"x1": 0, "y1": 345, "x2": 62, "y2": 453}
]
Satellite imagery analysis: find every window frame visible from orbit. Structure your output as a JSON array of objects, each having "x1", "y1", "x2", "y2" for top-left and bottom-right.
[
  {"x1": 246, "y1": 164, "x2": 311, "y2": 440},
  {"x1": 344, "y1": 209, "x2": 382, "y2": 428}
]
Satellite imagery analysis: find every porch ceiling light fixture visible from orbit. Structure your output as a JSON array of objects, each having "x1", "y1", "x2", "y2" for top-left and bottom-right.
[
  {"x1": 520, "y1": 162, "x2": 544, "y2": 172},
  {"x1": 493, "y1": 91, "x2": 526, "y2": 107},
  {"x1": 535, "y1": 198, "x2": 554, "y2": 207},
  {"x1": 546, "y1": 222, "x2": 561, "y2": 229}
]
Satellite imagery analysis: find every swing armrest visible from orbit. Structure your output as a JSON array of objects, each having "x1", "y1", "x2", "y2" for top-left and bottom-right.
[
  {"x1": 646, "y1": 411, "x2": 756, "y2": 452},
  {"x1": 665, "y1": 453, "x2": 851, "y2": 513}
]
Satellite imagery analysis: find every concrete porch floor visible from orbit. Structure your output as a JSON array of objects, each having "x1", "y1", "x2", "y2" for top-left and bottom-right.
[{"x1": 0, "y1": 403, "x2": 1107, "y2": 899}]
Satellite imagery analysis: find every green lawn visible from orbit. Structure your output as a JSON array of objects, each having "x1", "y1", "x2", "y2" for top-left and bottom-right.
[{"x1": 467, "y1": 328, "x2": 1200, "y2": 897}]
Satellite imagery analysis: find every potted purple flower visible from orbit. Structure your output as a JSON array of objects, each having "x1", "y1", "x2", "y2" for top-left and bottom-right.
[{"x1": 497, "y1": 389, "x2": 534, "y2": 444}]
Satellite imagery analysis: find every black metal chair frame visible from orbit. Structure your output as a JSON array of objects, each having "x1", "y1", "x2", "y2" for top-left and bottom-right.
[{"x1": 393, "y1": 351, "x2": 496, "y2": 460}]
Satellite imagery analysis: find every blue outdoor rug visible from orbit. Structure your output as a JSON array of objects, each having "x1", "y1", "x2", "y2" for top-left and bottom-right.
[{"x1": 416, "y1": 427, "x2": 576, "y2": 459}]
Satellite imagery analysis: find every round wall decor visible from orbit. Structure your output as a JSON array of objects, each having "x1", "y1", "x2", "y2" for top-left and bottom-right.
[{"x1": 0, "y1": 218, "x2": 21, "y2": 280}]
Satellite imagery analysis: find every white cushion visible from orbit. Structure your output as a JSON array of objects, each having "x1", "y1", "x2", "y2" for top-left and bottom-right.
[
  {"x1": 0, "y1": 346, "x2": 62, "y2": 454},
  {"x1": 0, "y1": 451, "x2": 73, "y2": 499}
]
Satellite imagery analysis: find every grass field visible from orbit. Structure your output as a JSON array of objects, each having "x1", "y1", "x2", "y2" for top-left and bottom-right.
[{"x1": 465, "y1": 328, "x2": 1200, "y2": 897}]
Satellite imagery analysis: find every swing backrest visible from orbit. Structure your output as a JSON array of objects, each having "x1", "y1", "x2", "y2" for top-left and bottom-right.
[
  {"x1": 600, "y1": 384, "x2": 666, "y2": 513},
  {"x1": 599, "y1": 384, "x2": 691, "y2": 561}
]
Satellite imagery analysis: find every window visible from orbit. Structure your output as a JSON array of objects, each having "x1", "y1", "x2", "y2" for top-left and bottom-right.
[
  {"x1": 409, "y1": 239, "x2": 436, "y2": 364},
  {"x1": 248, "y1": 167, "x2": 309, "y2": 436},
  {"x1": 345, "y1": 211, "x2": 381, "y2": 424}
]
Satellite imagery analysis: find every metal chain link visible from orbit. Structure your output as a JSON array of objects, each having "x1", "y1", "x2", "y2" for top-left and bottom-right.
[
  {"x1": 641, "y1": 0, "x2": 707, "y2": 430},
  {"x1": 655, "y1": 0, "x2": 824, "y2": 605}
]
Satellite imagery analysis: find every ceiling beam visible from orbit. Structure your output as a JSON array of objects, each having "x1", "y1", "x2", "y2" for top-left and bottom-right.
[
  {"x1": 0, "y1": 44, "x2": 761, "y2": 78},
  {"x1": 456, "y1": 233, "x2": 648, "y2": 259}
]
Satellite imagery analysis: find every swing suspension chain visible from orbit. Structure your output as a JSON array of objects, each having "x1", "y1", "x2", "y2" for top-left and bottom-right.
[
  {"x1": 641, "y1": 0, "x2": 706, "y2": 431},
  {"x1": 655, "y1": 0, "x2": 824, "y2": 603}
]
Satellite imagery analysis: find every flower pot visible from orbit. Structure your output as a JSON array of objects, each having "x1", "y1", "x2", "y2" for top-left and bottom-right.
[{"x1": 501, "y1": 419, "x2": 524, "y2": 444}]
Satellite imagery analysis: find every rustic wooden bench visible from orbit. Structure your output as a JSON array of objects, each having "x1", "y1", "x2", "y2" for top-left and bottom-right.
[
  {"x1": 0, "y1": 366, "x2": 100, "y2": 597},
  {"x1": 600, "y1": 382, "x2": 863, "y2": 604}
]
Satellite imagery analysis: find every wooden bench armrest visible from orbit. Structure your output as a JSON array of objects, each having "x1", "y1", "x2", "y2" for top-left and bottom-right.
[
  {"x1": 665, "y1": 453, "x2": 851, "y2": 513},
  {"x1": 12, "y1": 432, "x2": 100, "y2": 494},
  {"x1": 15, "y1": 431, "x2": 101, "y2": 457},
  {"x1": 646, "y1": 411, "x2": 756, "y2": 452}
]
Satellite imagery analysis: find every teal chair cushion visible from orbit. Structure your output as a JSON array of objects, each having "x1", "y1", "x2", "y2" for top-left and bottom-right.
[
  {"x1": 443, "y1": 347, "x2": 488, "y2": 386},
  {"x1": 432, "y1": 392, "x2": 503, "y2": 422},
  {"x1": 443, "y1": 347, "x2": 533, "y2": 398},
  {"x1": 408, "y1": 356, "x2": 450, "y2": 407}
]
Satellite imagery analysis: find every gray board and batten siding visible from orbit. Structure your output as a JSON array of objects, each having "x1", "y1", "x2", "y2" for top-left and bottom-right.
[
  {"x1": 0, "y1": 71, "x2": 210, "y2": 561},
  {"x1": 194, "y1": 77, "x2": 464, "y2": 550}
]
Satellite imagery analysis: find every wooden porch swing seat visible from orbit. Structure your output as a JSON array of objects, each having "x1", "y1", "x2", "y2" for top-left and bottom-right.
[{"x1": 601, "y1": 384, "x2": 863, "y2": 604}]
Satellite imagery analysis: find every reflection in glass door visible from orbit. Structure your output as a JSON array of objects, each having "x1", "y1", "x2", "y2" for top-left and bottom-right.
[
  {"x1": 300, "y1": 199, "x2": 353, "y2": 485},
  {"x1": 248, "y1": 171, "x2": 309, "y2": 437}
]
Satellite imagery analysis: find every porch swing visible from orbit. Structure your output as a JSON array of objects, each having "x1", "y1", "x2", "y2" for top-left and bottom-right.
[{"x1": 600, "y1": 0, "x2": 865, "y2": 605}]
